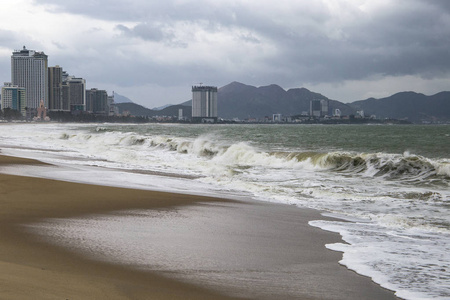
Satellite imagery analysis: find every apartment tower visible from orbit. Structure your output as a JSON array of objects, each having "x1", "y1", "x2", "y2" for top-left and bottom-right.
[
  {"x1": 86, "y1": 88, "x2": 108, "y2": 115},
  {"x1": 192, "y1": 85, "x2": 218, "y2": 123},
  {"x1": 11, "y1": 46, "x2": 48, "y2": 109},
  {"x1": 1, "y1": 83, "x2": 26, "y2": 116},
  {"x1": 62, "y1": 76, "x2": 86, "y2": 112},
  {"x1": 48, "y1": 65, "x2": 64, "y2": 111}
]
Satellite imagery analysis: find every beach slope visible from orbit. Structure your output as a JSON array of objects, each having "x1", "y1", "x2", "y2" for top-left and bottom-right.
[{"x1": 0, "y1": 154, "x2": 398, "y2": 299}]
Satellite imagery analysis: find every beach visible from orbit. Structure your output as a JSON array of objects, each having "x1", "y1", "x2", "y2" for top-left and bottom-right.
[{"x1": 0, "y1": 153, "x2": 400, "y2": 299}]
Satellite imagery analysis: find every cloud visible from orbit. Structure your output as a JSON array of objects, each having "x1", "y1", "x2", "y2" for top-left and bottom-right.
[
  {"x1": 115, "y1": 23, "x2": 188, "y2": 48},
  {"x1": 1, "y1": 0, "x2": 448, "y2": 106}
]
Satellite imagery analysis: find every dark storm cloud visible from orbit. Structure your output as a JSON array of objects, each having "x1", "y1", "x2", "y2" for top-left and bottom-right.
[
  {"x1": 264, "y1": 0, "x2": 450, "y2": 86},
  {"x1": 32, "y1": 0, "x2": 450, "y2": 88}
]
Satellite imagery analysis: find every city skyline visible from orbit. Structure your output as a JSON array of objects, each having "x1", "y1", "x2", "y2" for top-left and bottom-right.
[
  {"x1": 1, "y1": 1, "x2": 450, "y2": 108},
  {"x1": 2, "y1": 46, "x2": 117, "y2": 119}
]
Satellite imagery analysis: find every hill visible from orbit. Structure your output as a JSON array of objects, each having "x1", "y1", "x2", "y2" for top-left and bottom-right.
[
  {"x1": 349, "y1": 91, "x2": 450, "y2": 123},
  {"x1": 113, "y1": 93, "x2": 134, "y2": 104},
  {"x1": 116, "y1": 102, "x2": 191, "y2": 118},
  {"x1": 216, "y1": 82, "x2": 354, "y2": 120},
  {"x1": 116, "y1": 82, "x2": 450, "y2": 123}
]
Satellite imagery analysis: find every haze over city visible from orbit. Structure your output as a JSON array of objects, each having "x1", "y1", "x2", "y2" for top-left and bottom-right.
[{"x1": 1, "y1": 0, "x2": 449, "y2": 108}]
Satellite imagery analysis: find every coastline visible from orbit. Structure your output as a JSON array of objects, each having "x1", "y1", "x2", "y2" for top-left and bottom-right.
[{"x1": 0, "y1": 154, "x2": 399, "y2": 299}]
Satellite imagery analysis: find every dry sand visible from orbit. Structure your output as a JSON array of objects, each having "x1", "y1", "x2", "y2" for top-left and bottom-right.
[{"x1": 0, "y1": 154, "x2": 399, "y2": 299}]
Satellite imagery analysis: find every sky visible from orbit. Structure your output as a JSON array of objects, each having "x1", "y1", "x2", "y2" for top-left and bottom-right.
[{"x1": 0, "y1": 0, "x2": 449, "y2": 108}]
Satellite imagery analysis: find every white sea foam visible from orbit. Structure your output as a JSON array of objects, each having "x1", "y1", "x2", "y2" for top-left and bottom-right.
[{"x1": 310, "y1": 219, "x2": 450, "y2": 299}]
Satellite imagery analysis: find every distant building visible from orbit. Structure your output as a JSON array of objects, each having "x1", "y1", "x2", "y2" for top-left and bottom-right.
[
  {"x1": 321, "y1": 100, "x2": 329, "y2": 117},
  {"x1": 107, "y1": 92, "x2": 118, "y2": 116},
  {"x1": 1, "y1": 82, "x2": 26, "y2": 116},
  {"x1": 34, "y1": 99, "x2": 50, "y2": 121},
  {"x1": 356, "y1": 110, "x2": 365, "y2": 118},
  {"x1": 273, "y1": 113, "x2": 282, "y2": 122},
  {"x1": 192, "y1": 85, "x2": 218, "y2": 122},
  {"x1": 11, "y1": 46, "x2": 48, "y2": 109},
  {"x1": 62, "y1": 77, "x2": 86, "y2": 112},
  {"x1": 48, "y1": 65, "x2": 64, "y2": 111},
  {"x1": 310, "y1": 99, "x2": 329, "y2": 118},
  {"x1": 86, "y1": 88, "x2": 108, "y2": 115},
  {"x1": 61, "y1": 83, "x2": 70, "y2": 111}
]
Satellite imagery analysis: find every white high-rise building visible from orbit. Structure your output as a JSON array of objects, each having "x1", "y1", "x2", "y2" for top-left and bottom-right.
[
  {"x1": 11, "y1": 46, "x2": 48, "y2": 109},
  {"x1": 192, "y1": 85, "x2": 218, "y2": 122}
]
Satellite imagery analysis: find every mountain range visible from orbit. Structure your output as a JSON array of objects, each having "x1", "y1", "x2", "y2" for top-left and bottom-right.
[{"x1": 116, "y1": 82, "x2": 450, "y2": 123}]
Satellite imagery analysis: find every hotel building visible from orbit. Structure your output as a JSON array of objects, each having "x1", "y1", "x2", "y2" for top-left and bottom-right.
[
  {"x1": 11, "y1": 46, "x2": 48, "y2": 109},
  {"x1": 310, "y1": 99, "x2": 329, "y2": 118},
  {"x1": 48, "y1": 65, "x2": 64, "y2": 111},
  {"x1": 62, "y1": 76, "x2": 86, "y2": 112},
  {"x1": 192, "y1": 85, "x2": 218, "y2": 122},
  {"x1": 86, "y1": 88, "x2": 108, "y2": 115},
  {"x1": 1, "y1": 82, "x2": 26, "y2": 116}
]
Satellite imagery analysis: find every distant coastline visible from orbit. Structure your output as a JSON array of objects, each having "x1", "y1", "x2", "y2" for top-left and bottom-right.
[{"x1": 2, "y1": 80, "x2": 449, "y2": 124}]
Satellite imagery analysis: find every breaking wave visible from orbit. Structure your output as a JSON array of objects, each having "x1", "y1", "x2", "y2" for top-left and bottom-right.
[{"x1": 59, "y1": 131, "x2": 450, "y2": 186}]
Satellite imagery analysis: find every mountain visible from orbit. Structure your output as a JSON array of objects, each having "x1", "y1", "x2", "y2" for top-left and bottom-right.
[
  {"x1": 115, "y1": 83, "x2": 450, "y2": 123},
  {"x1": 116, "y1": 102, "x2": 191, "y2": 118},
  {"x1": 349, "y1": 91, "x2": 450, "y2": 123},
  {"x1": 157, "y1": 104, "x2": 192, "y2": 118},
  {"x1": 116, "y1": 102, "x2": 152, "y2": 116},
  {"x1": 152, "y1": 104, "x2": 172, "y2": 111},
  {"x1": 216, "y1": 81, "x2": 354, "y2": 119},
  {"x1": 113, "y1": 93, "x2": 134, "y2": 104},
  {"x1": 180, "y1": 100, "x2": 192, "y2": 106}
]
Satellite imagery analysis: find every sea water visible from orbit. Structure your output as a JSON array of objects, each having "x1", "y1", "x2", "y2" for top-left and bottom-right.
[{"x1": 0, "y1": 123, "x2": 449, "y2": 299}]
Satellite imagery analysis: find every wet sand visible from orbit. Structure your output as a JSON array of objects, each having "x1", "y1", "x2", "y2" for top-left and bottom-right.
[{"x1": 0, "y1": 154, "x2": 399, "y2": 299}]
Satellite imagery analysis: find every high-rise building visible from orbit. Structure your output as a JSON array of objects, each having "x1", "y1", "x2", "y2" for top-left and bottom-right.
[
  {"x1": 62, "y1": 76, "x2": 86, "y2": 112},
  {"x1": 310, "y1": 99, "x2": 330, "y2": 118},
  {"x1": 11, "y1": 46, "x2": 48, "y2": 109},
  {"x1": 61, "y1": 82, "x2": 70, "y2": 111},
  {"x1": 48, "y1": 65, "x2": 64, "y2": 111},
  {"x1": 86, "y1": 88, "x2": 108, "y2": 115},
  {"x1": 192, "y1": 85, "x2": 218, "y2": 122},
  {"x1": 1, "y1": 82, "x2": 26, "y2": 116},
  {"x1": 107, "y1": 93, "x2": 117, "y2": 116}
]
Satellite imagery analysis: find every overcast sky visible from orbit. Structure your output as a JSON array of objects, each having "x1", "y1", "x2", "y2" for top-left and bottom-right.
[{"x1": 1, "y1": 0, "x2": 449, "y2": 108}]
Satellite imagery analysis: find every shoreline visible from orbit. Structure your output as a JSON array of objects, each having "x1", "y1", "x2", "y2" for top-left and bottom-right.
[
  {"x1": 0, "y1": 155, "x2": 240, "y2": 299},
  {"x1": 0, "y1": 154, "x2": 399, "y2": 299}
]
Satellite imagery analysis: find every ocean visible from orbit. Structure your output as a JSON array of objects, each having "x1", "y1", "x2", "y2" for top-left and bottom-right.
[{"x1": 0, "y1": 123, "x2": 449, "y2": 299}]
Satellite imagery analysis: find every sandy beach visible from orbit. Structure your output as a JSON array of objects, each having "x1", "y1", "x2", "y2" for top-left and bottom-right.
[{"x1": 0, "y1": 154, "x2": 399, "y2": 299}]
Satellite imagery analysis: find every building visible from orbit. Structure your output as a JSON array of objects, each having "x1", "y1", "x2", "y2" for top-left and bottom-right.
[
  {"x1": 61, "y1": 83, "x2": 70, "y2": 111},
  {"x1": 273, "y1": 113, "x2": 282, "y2": 122},
  {"x1": 86, "y1": 88, "x2": 108, "y2": 115},
  {"x1": 1, "y1": 82, "x2": 26, "y2": 116},
  {"x1": 107, "y1": 93, "x2": 118, "y2": 116},
  {"x1": 333, "y1": 108, "x2": 342, "y2": 118},
  {"x1": 62, "y1": 77, "x2": 86, "y2": 112},
  {"x1": 11, "y1": 46, "x2": 48, "y2": 110},
  {"x1": 310, "y1": 99, "x2": 330, "y2": 118},
  {"x1": 48, "y1": 65, "x2": 64, "y2": 111},
  {"x1": 192, "y1": 85, "x2": 218, "y2": 122},
  {"x1": 356, "y1": 110, "x2": 365, "y2": 118}
]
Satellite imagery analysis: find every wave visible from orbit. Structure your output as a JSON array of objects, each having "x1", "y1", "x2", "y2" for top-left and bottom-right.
[
  {"x1": 59, "y1": 131, "x2": 450, "y2": 185},
  {"x1": 289, "y1": 151, "x2": 450, "y2": 183}
]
